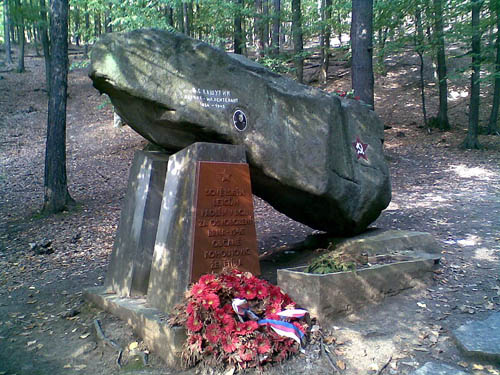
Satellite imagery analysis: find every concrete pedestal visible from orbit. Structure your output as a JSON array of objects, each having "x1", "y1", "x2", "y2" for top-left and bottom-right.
[{"x1": 105, "y1": 150, "x2": 170, "y2": 297}]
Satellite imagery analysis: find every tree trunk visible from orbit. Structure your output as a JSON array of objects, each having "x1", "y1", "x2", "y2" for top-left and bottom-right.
[
  {"x1": 488, "y1": 0, "x2": 500, "y2": 135},
  {"x1": 433, "y1": 0, "x2": 450, "y2": 130},
  {"x1": 43, "y1": 0, "x2": 73, "y2": 214},
  {"x1": 3, "y1": 0, "x2": 13, "y2": 64},
  {"x1": 165, "y1": 5, "x2": 174, "y2": 27},
  {"x1": 95, "y1": 11, "x2": 101, "y2": 37},
  {"x1": 262, "y1": 0, "x2": 269, "y2": 51},
  {"x1": 83, "y1": 4, "x2": 89, "y2": 58},
  {"x1": 176, "y1": 2, "x2": 184, "y2": 33},
  {"x1": 351, "y1": 0, "x2": 374, "y2": 109},
  {"x1": 462, "y1": 0, "x2": 483, "y2": 149},
  {"x1": 320, "y1": 0, "x2": 332, "y2": 83},
  {"x1": 291, "y1": 0, "x2": 303, "y2": 83},
  {"x1": 233, "y1": 0, "x2": 243, "y2": 54},
  {"x1": 16, "y1": 0, "x2": 26, "y2": 73},
  {"x1": 271, "y1": 0, "x2": 280, "y2": 56},
  {"x1": 415, "y1": 6, "x2": 428, "y2": 128},
  {"x1": 183, "y1": 2, "x2": 190, "y2": 36},
  {"x1": 255, "y1": 0, "x2": 264, "y2": 56},
  {"x1": 39, "y1": 0, "x2": 51, "y2": 92},
  {"x1": 104, "y1": 4, "x2": 112, "y2": 33},
  {"x1": 74, "y1": 5, "x2": 80, "y2": 45}
]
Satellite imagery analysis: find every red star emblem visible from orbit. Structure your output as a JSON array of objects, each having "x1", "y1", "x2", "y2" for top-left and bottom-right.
[{"x1": 353, "y1": 137, "x2": 368, "y2": 160}]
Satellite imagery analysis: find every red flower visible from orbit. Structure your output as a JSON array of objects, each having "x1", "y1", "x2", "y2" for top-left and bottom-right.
[
  {"x1": 221, "y1": 314, "x2": 236, "y2": 333},
  {"x1": 246, "y1": 320, "x2": 258, "y2": 333},
  {"x1": 201, "y1": 292, "x2": 220, "y2": 310},
  {"x1": 186, "y1": 302, "x2": 196, "y2": 314},
  {"x1": 255, "y1": 283, "x2": 269, "y2": 299},
  {"x1": 234, "y1": 322, "x2": 248, "y2": 335},
  {"x1": 205, "y1": 323, "x2": 222, "y2": 344},
  {"x1": 255, "y1": 336, "x2": 272, "y2": 354},
  {"x1": 269, "y1": 286, "x2": 283, "y2": 304},
  {"x1": 221, "y1": 335, "x2": 239, "y2": 353},
  {"x1": 186, "y1": 314, "x2": 203, "y2": 332},
  {"x1": 240, "y1": 285, "x2": 257, "y2": 300},
  {"x1": 190, "y1": 283, "x2": 206, "y2": 299},
  {"x1": 265, "y1": 303, "x2": 281, "y2": 317},
  {"x1": 199, "y1": 274, "x2": 222, "y2": 292}
]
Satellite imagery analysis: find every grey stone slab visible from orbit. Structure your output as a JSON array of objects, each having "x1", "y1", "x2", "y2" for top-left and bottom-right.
[
  {"x1": 105, "y1": 150, "x2": 170, "y2": 297},
  {"x1": 146, "y1": 142, "x2": 247, "y2": 313},
  {"x1": 453, "y1": 312, "x2": 500, "y2": 361},
  {"x1": 410, "y1": 362, "x2": 469, "y2": 375},
  {"x1": 84, "y1": 287, "x2": 186, "y2": 367},
  {"x1": 278, "y1": 256, "x2": 438, "y2": 323},
  {"x1": 334, "y1": 229, "x2": 442, "y2": 257},
  {"x1": 277, "y1": 230, "x2": 441, "y2": 322}
]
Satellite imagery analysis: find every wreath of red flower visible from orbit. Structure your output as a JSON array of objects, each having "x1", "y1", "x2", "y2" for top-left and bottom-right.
[{"x1": 169, "y1": 268, "x2": 309, "y2": 370}]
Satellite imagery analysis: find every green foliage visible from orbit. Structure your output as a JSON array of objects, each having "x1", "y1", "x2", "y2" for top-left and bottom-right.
[
  {"x1": 257, "y1": 54, "x2": 293, "y2": 74},
  {"x1": 305, "y1": 252, "x2": 356, "y2": 274},
  {"x1": 69, "y1": 58, "x2": 90, "y2": 71}
]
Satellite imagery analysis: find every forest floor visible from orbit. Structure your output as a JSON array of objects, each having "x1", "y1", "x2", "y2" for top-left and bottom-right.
[{"x1": 0, "y1": 44, "x2": 499, "y2": 375}]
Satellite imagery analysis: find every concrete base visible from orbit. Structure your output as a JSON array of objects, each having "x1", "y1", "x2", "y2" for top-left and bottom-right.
[
  {"x1": 84, "y1": 287, "x2": 186, "y2": 367},
  {"x1": 277, "y1": 230, "x2": 441, "y2": 323}
]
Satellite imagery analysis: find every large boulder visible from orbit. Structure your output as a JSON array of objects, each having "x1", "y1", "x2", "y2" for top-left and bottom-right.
[{"x1": 89, "y1": 29, "x2": 391, "y2": 235}]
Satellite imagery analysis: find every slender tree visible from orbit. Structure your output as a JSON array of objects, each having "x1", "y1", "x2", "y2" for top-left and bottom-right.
[
  {"x1": 462, "y1": 0, "x2": 483, "y2": 149},
  {"x1": 320, "y1": 0, "x2": 332, "y2": 83},
  {"x1": 39, "y1": 0, "x2": 51, "y2": 91},
  {"x1": 42, "y1": 0, "x2": 74, "y2": 214},
  {"x1": 351, "y1": 0, "x2": 375, "y2": 109},
  {"x1": 291, "y1": 0, "x2": 303, "y2": 83},
  {"x1": 262, "y1": 0, "x2": 269, "y2": 50},
  {"x1": 415, "y1": 3, "x2": 428, "y2": 129},
  {"x1": 3, "y1": 0, "x2": 13, "y2": 64},
  {"x1": 432, "y1": 0, "x2": 450, "y2": 130},
  {"x1": 488, "y1": 0, "x2": 500, "y2": 135},
  {"x1": 15, "y1": 0, "x2": 26, "y2": 73},
  {"x1": 234, "y1": 0, "x2": 243, "y2": 54},
  {"x1": 271, "y1": 0, "x2": 280, "y2": 56}
]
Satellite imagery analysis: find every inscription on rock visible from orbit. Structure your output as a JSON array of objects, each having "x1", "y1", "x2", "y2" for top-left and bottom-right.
[{"x1": 191, "y1": 162, "x2": 260, "y2": 282}]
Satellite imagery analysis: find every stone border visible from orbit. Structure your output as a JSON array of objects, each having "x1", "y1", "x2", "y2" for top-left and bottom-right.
[
  {"x1": 278, "y1": 254, "x2": 439, "y2": 323},
  {"x1": 84, "y1": 287, "x2": 186, "y2": 367}
]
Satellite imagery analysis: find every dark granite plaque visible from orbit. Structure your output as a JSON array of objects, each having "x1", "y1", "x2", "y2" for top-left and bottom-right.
[{"x1": 191, "y1": 161, "x2": 260, "y2": 282}]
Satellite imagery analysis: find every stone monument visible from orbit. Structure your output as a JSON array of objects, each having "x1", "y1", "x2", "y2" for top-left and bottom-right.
[{"x1": 89, "y1": 29, "x2": 392, "y2": 236}]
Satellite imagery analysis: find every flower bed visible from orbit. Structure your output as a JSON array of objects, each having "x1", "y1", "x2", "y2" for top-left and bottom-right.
[{"x1": 169, "y1": 268, "x2": 310, "y2": 370}]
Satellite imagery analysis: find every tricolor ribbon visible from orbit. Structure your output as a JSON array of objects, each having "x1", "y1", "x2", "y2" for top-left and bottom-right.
[
  {"x1": 232, "y1": 299, "x2": 308, "y2": 347},
  {"x1": 257, "y1": 319, "x2": 305, "y2": 346}
]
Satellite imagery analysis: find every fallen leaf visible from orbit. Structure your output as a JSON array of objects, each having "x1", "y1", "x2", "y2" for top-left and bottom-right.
[
  {"x1": 473, "y1": 364, "x2": 484, "y2": 370},
  {"x1": 368, "y1": 363, "x2": 378, "y2": 371},
  {"x1": 74, "y1": 364, "x2": 87, "y2": 371},
  {"x1": 458, "y1": 361, "x2": 468, "y2": 368},
  {"x1": 63, "y1": 364, "x2": 72, "y2": 369},
  {"x1": 323, "y1": 335, "x2": 336, "y2": 345},
  {"x1": 129, "y1": 341, "x2": 139, "y2": 350},
  {"x1": 79, "y1": 332, "x2": 90, "y2": 339},
  {"x1": 36, "y1": 344, "x2": 44, "y2": 350},
  {"x1": 336, "y1": 359, "x2": 346, "y2": 370},
  {"x1": 27, "y1": 340, "x2": 37, "y2": 347},
  {"x1": 417, "y1": 302, "x2": 427, "y2": 308}
]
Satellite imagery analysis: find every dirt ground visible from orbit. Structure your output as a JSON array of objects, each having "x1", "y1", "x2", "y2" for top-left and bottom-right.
[{"x1": 0, "y1": 44, "x2": 499, "y2": 375}]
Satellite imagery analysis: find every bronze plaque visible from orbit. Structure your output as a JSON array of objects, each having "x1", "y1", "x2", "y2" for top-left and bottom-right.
[{"x1": 191, "y1": 161, "x2": 260, "y2": 282}]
